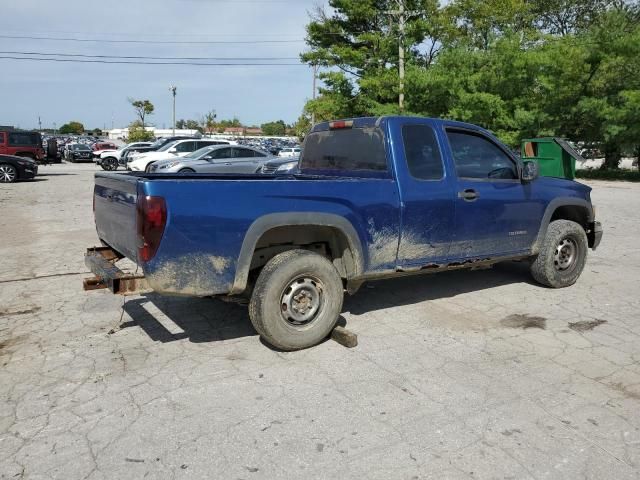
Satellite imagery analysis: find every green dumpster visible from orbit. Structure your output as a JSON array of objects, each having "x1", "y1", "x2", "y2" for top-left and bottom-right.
[{"x1": 521, "y1": 137, "x2": 583, "y2": 180}]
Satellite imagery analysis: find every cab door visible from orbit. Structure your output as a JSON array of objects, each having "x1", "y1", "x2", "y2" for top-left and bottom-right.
[
  {"x1": 444, "y1": 128, "x2": 543, "y2": 259},
  {"x1": 391, "y1": 119, "x2": 457, "y2": 266}
]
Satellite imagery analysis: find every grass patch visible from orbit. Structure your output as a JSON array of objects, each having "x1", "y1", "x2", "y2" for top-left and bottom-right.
[{"x1": 576, "y1": 169, "x2": 640, "y2": 182}]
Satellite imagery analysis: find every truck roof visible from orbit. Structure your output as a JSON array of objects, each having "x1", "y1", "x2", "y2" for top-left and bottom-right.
[{"x1": 311, "y1": 116, "x2": 490, "y2": 135}]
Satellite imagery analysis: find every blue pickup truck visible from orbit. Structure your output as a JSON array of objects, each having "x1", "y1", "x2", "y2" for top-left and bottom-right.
[{"x1": 86, "y1": 116, "x2": 602, "y2": 350}]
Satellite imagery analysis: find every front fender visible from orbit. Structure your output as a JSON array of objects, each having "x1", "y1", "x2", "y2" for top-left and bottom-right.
[{"x1": 532, "y1": 197, "x2": 594, "y2": 254}]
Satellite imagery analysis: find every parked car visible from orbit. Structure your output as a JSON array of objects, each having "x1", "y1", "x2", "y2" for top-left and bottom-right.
[
  {"x1": 259, "y1": 156, "x2": 299, "y2": 174},
  {"x1": 149, "y1": 145, "x2": 273, "y2": 173},
  {"x1": 128, "y1": 139, "x2": 230, "y2": 172},
  {"x1": 65, "y1": 144, "x2": 93, "y2": 162},
  {"x1": 86, "y1": 116, "x2": 603, "y2": 351},
  {"x1": 0, "y1": 129, "x2": 45, "y2": 162},
  {"x1": 97, "y1": 142, "x2": 153, "y2": 171},
  {"x1": 92, "y1": 142, "x2": 117, "y2": 152},
  {"x1": 0, "y1": 154, "x2": 38, "y2": 183},
  {"x1": 123, "y1": 136, "x2": 199, "y2": 163},
  {"x1": 278, "y1": 147, "x2": 301, "y2": 158}
]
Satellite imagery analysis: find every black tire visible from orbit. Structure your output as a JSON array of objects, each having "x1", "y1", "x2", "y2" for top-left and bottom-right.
[
  {"x1": 101, "y1": 157, "x2": 118, "y2": 171},
  {"x1": 0, "y1": 163, "x2": 18, "y2": 183},
  {"x1": 248, "y1": 249, "x2": 344, "y2": 351},
  {"x1": 178, "y1": 168, "x2": 195, "y2": 173},
  {"x1": 145, "y1": 162, "x2": 155, "y2": 173},
  {"x1": 531, "y1": 220, "x2": 588, "y2": 288}
]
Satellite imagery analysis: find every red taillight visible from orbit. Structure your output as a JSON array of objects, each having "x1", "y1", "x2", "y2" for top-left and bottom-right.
[
  {"x1": 329, "y1": 120, "x2": 354, "y2": 130},
  {"x1": 136, "y1": 195, "x2": 167, "y2": 262}
]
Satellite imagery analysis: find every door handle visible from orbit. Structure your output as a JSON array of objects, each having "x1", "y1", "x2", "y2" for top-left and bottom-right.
[
  {"x1": 224, "y1": 162, "x2": 232, "y2": 165},
  {"x1": 458, "y1": 189, "x2": 479, "y2": 201}
]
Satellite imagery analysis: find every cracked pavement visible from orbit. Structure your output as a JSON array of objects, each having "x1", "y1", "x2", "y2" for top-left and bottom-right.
[{"x1": 1, "y1": 163, "x2": 639, "y2": 479}]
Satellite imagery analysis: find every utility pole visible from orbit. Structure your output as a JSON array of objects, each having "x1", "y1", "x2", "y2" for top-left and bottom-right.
[
  {"x1": 38, "y1": 116, "x2": 42, "y2": 132},
  {"x1": 398, "y1": 0, "x2": 405, "y2": 112},
  {"x1": 385, "y1": 0, "x2": 419, "y2": 113},
  {"x1": 169, "y1": 85, "x2": 177, "y2": 135},
  {"x1": 311, "y1": 64, "x2": 318, "y2": 126}
]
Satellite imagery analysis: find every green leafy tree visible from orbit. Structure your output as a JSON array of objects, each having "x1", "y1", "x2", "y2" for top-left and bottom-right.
[
  {"x1": 128, "y1": 98, "x2": 154, "y2": 128},
  {"x1": 261, "y1": 120, "x2": 287, "y2": 136},
  {"x1": 175, "y1": 119, "x2": 187, "y2": 129},
  {"x1": 127, "y1": 121, "x2": 154, "y2": 142},
  {"x1": 59, "y1": 121, "x2": 85, "y2": 134}
]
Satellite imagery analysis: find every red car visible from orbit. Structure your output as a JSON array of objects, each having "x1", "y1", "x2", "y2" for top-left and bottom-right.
[
  {"x1": 92, "y1": 142, "x2": 117, "y2": 151},
  {"x1": 0, "y1": 129, "x2": 45, "y2": 161}
]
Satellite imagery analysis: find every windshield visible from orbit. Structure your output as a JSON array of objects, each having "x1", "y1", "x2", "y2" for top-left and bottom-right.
[
  {"x1": 148, "y1": 139, "x2": 166, "y2": 149},
  {"x1": 158, "y1": 141, "x2": 178, "y2": 152},
  {"x1": 184, "y1": 146, "x2": 213, "y2": 159}
]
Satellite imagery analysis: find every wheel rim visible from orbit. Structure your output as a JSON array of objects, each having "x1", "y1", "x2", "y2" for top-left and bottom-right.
[
  {"x1": 554, "y1": 237, "x2": 577, "y2": 271},
  {"x1": 0, "y1": 164, "x2": 17, "y2": 182},
  {"x1": 280, "y1": 276, "x2": 324, "y2": 326}
]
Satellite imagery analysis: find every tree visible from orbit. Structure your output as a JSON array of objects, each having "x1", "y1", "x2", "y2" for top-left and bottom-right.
[
  {"x1": 200, "y1": 110, "x2": 217, "y2": 135},
  {"x1": 128, "y1": 98, "x2": 154, "y2": 128},
  {"x1": 292, "y1": 114, "x2": 312, "y2": 140},
  {"x1": 176, "y1": 119, "x2": 187, "y2": 129},
  {"x1": 185, "y1": 119, "x2": 202, "y2": 132},
  {"x1": 261, "y1": 120, "x2": 287, "y2": 136},
  {"x1": 91, "y1": 128, "x2": 103, "y2": 136},
  {"x1": 127, "y1": 121, "x2": 154, "y2": 142},
  {"x1": 300, "y1": 0, "x2": 640, "y2": 167},
  {"x1": 59, "y1": 121, "x2": 85, "y2": 135}
]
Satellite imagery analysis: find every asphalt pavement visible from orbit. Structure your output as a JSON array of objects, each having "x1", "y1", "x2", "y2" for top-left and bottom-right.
[{"x1": 1, "y1": 163, "x2": 639, "y2": 479}]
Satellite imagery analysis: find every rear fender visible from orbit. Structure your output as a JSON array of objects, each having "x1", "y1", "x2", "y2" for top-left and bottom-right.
[{"x1": 230, "y1": 212, "x2": 364, "y2": 294}]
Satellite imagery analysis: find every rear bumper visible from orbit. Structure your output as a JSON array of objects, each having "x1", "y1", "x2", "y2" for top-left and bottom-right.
[
  {"x1": 84, "y1": 246, "x2": 150, "y2": 295},
  {"x1": 588, "y1": 221, "x2": 603, "y2": 250}
]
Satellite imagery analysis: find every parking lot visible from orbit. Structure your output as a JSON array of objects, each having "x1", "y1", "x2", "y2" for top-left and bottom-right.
[{"x1": 1, "y1": 163, "x2": 639, "y2": 479}]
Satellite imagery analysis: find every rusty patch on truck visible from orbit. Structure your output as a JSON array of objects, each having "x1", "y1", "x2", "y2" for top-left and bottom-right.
[{"x1": 500, "y1": 314, "x2": 547, "y2": 330}]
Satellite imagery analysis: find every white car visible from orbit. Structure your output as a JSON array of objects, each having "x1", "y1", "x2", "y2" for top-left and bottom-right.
[
  {"x1": 128, "y1": 139, "x2": 229, "y2": 172},
  {"x1": 96, "y1": 142, "x2": 153, "y2": 169},
  {"x1": 278, "y1": 147, "x2": 301, "y2": 158}
]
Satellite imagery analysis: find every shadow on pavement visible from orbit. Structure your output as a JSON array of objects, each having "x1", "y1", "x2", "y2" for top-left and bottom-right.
[
  {"x1": 343, "y1": 260, "x2": 536, "y2": 316},
  {"x1": 120, "y1": 261, "x2": 535, "y2": 344},
  {"x1": 120, "y1": 295, "x2": 254, "y2": 344}
]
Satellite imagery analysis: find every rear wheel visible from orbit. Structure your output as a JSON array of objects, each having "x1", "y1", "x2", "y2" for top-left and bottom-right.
[
  {"x1": 0, "y1": 164, "x2": 18, "y2": 183},
  {"x1": 531, "y1": 220, "x2": 588, "y2": 288},
  {"x1": 248, "y1": 249, "x2": 343, "y2": 351}
]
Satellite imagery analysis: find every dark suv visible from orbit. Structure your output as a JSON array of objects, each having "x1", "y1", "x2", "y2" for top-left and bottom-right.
[{"x1": 0, "y1": 129, "x2": 45, "y2": 162}]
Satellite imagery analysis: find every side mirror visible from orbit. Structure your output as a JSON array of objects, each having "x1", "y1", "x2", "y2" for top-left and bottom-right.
[
  {"x1": 168, "y1": 147, "x2": 177, "y2": 154},
  {"x1": 521, "y1": 161, "x2": 539, "y2": 182},
  {"x1": 203, "y1": 155, "x2": 213, "y2": 161}
]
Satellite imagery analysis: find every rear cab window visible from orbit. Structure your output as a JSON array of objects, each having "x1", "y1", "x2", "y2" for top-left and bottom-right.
[{"x1": 300, "y1": 125, "x2": 388, "y2": 176}]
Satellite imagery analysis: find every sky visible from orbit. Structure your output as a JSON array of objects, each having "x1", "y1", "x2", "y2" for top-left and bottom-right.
[{"x1": 0, "y1": 0, "x2": 328, "y2": 130}]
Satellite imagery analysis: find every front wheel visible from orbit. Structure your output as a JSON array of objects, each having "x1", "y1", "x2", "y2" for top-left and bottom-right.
[
  {"x1": 530, "y1": 220, "x2": 588, "y2": 288},
  {"x1": 0, "y1": 163, "x2": 18, "y2": 183},
  {"x1": 144, "y1": 162, "x2": 155, "y2": 173},
  {"x1": 178, "y1": 168, "x2": 195, "y2": 173},
  {"x1": 248, "y1": 249, "x2": 344, "y2": 351},
  {"x1": 101, "y1": 157, "x2": 118, "y2": 171}
]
